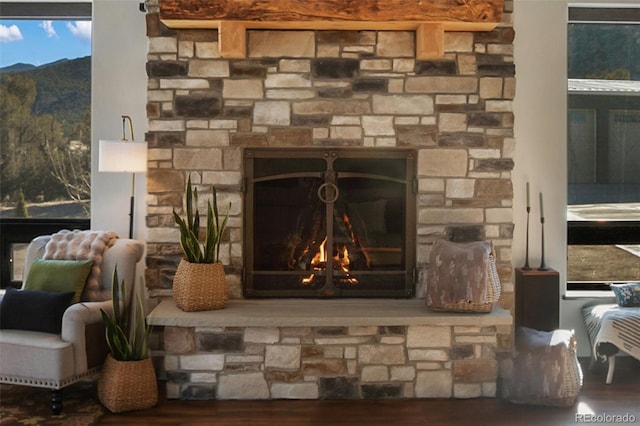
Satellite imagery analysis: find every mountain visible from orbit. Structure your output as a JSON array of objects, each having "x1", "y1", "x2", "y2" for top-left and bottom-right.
[
  {"x1": 0, "y1": 56, "x2": 91, "y2": 124},
  {"x1": 0, "y1": 63, "x2": 37, "y2": 73}
]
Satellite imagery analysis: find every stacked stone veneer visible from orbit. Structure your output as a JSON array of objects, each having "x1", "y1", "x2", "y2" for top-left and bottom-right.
[
  {"x1": 144, "y1": 2, "x2": 515, "y2": 298},
  {"x1": 143, "y1": 0, "x2": 515, "y2": 399},
  {"x1": 163, "y1": 323, "x2": 503, "y2": 400}
]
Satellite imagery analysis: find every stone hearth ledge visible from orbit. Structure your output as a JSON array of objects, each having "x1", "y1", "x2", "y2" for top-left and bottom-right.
[{"x1": 148, "y1": 298, "x2": 512, "y2": 328}]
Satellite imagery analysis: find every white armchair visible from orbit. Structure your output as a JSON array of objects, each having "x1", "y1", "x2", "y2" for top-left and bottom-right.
[{"x1": 0, "y1": 231, "x2": 144, "y2": 414}]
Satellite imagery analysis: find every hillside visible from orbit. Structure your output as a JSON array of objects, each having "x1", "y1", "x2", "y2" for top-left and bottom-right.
[
  {"x1": 0, "y1": 56, "x2": 92, "y2": 207},
  {"x1": 0, "y1": 56, "x2": 91, "y2": 124},
  {"x1": 0, "y1": 63, "x2": 36, "y2": 73}
]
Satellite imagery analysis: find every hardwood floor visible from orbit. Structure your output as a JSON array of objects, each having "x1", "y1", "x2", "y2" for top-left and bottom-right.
[{"x1": 99, "y1": 358, "x2": 640, "y2": 425}]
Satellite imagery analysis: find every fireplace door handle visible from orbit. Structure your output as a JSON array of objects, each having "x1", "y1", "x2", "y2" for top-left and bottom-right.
[{"x1": 317, "y1": 182, "x2": 339, "y2": 204}]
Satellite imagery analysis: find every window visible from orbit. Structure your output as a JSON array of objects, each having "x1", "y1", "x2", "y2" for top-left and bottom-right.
[
  {"x1": 567, "y1": 5, "x2": 640, "y2": 291},
  {"x1": 0, "y1": 2, "x2": 92, "y2": 288}
]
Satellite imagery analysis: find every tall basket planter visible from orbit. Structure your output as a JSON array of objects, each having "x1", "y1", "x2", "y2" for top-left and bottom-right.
[
  {"x1": 173, "y1": 259, "x2": 228, "y2": 311},
  {"x1": 98, "y1": 267, "x2": 156, "y2": 413},
  {"x1": 98, "y1": 354, "x2": 158, "y2": 413}
]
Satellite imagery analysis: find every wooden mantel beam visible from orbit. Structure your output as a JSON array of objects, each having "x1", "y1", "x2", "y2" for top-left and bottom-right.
[
  {"x1": 159, "y1": 0, "x2": 504, "y2": 59},
  {"x1": 159, "y1": 0, "x2": 503, "y2": 24}
]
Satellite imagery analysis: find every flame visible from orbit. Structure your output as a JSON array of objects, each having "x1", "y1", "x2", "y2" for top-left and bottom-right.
[
  {"x1": 317, "y1": 238, "x2": 327, "y2": 263},
  {"x1": 301, "y1": 236, "x2": 358, "y2": 286},
  {"x1": 299, "y1": 209, "x2": 365, "y2": 286},
  {"x1": 338, "y1": 246, "x2": 349, "y2": 272}
]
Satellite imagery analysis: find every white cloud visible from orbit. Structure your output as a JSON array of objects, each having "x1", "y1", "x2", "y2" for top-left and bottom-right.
[
  {"x1": 67, "y1": 21, "x2": 92, "y2": 41},
  {"x1": 0, "y1": 24, "x2": 23, "y2": 43},
  {"x1": 39, "y1": 20, "x2": 58, "y2": 38}
]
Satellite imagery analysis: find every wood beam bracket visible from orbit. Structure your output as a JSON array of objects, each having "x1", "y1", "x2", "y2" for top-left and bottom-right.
[
  {"x1": 416, "y1": 23, "x2": 445, "y2": 60},
  {"x1": 219, "y1": 22, "x2": 247, "y2": 58}
]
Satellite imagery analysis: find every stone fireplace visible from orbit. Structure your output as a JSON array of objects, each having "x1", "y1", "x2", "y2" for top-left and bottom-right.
[{"x1": 143, "y1": 0, "x2": 515, "y2": 400}]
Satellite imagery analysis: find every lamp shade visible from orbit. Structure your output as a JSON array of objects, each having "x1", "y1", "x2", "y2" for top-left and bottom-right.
[{"x1": 99, "y1": 140, "x2": 148, "y2": 173}]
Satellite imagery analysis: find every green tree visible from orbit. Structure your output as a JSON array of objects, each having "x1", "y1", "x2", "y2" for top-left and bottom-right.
[
  {"x1": 587, "y1": 69, "x2": 631, "y2": 80},
  {"x1": 0, "y1": 74, "x2": 45, "y2": 202},
  {"x1": 15, "y1": 188, "x2": 29, "y2": 218},
  {"x1": 568, "y1": 24, "x2": 639, "y2": 80},
  {"x1": 1, "y1": 67, "x2": 90, "y2": 213},
  {"x1": 42, "y1": 109, "x2": 91, "y2": 214}
]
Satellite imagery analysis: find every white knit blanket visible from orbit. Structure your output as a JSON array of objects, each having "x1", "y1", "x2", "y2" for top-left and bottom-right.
[
  {"x1": 582, "y1": 303, "x2": 640, "y2": 362},
  {"x1": 43, "y1": 230, "x2": 118, "y2": 301}
]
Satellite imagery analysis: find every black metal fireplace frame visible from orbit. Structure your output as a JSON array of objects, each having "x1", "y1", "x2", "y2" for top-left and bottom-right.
[{"x1": 243, "y1": 147, "x2": 417, "y2": 298}]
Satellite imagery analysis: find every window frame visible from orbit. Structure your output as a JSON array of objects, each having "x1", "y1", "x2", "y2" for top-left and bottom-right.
[
  {"x1": 0, "y1": 2, "x2": 91, "y2": 19},
  {"x1": 566, "y1": 4, "x2": 640, "y2": 293},
  {"x1": 0, "y1": 1, "x2": 92, "y2": 288}
]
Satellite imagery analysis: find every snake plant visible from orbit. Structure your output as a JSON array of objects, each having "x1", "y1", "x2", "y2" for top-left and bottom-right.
[
  {"x1": 100, "y1": 267, "x2": 151, "y2": 361},
  {"x1": 173, "y1": 176, "x2": 230, "y2": 263}
]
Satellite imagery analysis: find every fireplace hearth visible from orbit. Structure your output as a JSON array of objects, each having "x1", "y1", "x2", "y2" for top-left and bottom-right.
[
  {"x1": 142, "y1": 0, "x2": 516, "y2": 401},
  {"x1": 244, "y1": 148, "x2": 417, "y2": 298}
]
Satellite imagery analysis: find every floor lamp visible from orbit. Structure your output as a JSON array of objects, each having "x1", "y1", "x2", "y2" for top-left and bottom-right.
[{"x1": 98, "y1": 115, "x2": 147, "y2": 239}]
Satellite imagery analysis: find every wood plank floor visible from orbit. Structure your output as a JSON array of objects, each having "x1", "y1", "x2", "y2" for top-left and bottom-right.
[{"x1": 99, "y1": 358, "x2": 640, "y2": 425}]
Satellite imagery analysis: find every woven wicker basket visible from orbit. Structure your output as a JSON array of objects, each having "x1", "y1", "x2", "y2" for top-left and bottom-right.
[
  {"x1": 173, "y1": 259, "x2": 228, "y2": 311},
  {"x1": 427, "y1": 240, "x2": 502, "y2": 313},
  {"x1": 506, "y1": 328, "x2": 583, "y2": 407},
  {"x1": 559, "y1": 335, "x2": 583, "y2": 406},
  {"x1": 98, "y1": 354, "x2": 158, "y2": 413},
  {"x1": 430, "y1": 254, "x2": 502, "y2": 313}
]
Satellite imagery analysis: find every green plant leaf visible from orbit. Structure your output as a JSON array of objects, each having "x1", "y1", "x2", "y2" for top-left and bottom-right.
[
  {"x1": 185, "y1": 175, "x2": 193, "y2": 229},
  {"x1": 213, "y1": 186, "x2": 220, "y2": 231},
  {"x1": 193, "y1": 186, "x2": 200, "y2": 238},
  {"x1": 111, "y1": 267, "x2": 120, "y2": 320},
  {"x1": 174, "y1": 178, "x2": 231, "y2": 264},
  {"x1": 204, "y1": 202, "x2": 215, "y2": 263},
  {"x1": 215, "y1": 203, "x2": 231, "y2": 263},
  {"x1": 101, "y1": 270, "x2": 151, "y2": 361}
]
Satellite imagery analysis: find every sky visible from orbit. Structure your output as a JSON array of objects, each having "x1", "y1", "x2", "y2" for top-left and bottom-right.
[{"x1": 0, "y1": 19, "x2": 91, "y2": 68}]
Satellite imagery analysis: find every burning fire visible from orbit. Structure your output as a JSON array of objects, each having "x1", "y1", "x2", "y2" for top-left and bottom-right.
[{"x1": 301, "y1": 236, "x2": 358, "y2": 286}]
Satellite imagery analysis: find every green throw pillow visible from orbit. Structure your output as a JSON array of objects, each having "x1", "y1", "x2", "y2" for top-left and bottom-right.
[{"x1": 24, "y1": 259, "x2": 93, "y2": 304}]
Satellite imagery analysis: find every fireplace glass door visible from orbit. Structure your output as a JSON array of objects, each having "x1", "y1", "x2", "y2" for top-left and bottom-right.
[{"x1": 244, "y1": 148, "x2": 416, "y2": 298}]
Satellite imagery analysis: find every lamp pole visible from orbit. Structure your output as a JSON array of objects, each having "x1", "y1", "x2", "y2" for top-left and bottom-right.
[
  {"x1": 122, "y1": 115, "x2": 136, "y2": 239},
  {"x1": 98, "y1": 116, "x2": 146, "y2": 240}
]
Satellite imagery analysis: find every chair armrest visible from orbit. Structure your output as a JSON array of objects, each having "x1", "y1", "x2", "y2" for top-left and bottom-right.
[{"x1": 61, "y1": 301, "x2": 112, "y2": 374}]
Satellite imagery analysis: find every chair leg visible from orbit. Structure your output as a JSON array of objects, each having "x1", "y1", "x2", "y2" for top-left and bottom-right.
[
  {"x1": 606, "y1": 355, "x2": 616, "y2": 385},
  {"x1": 51, "y1": 389, "x2": 63, "y2": 415}
]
